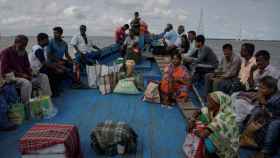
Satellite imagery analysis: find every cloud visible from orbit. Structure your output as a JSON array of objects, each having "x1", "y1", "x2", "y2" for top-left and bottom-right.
[
  {"x1": 63, "y1": 6, "x2": 86, "y2": 19},
  {"x1": 0, "y1": 0, "x2": 279, "y2": 40}
]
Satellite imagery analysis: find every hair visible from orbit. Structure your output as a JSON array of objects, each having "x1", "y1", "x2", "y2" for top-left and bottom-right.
[
  {"x1": 53, "y1": 26, "x2": 63, "y2": 34},
  {"x1": 171, "y1": 50, "x2": 182, "y2": 61},
  {"x1": 123, "y1": 24, "x2": 129, "y2": 29},
  {"x1": 196, "y1": 35, "x2": 205, "y2": 44},
  {"x1": 188, "y1": 30, "x2": 196, "y2": 36},
  {"x1": 134, "y1": 12, "x2": 139, "y2": 16},
  {"x1": 255, "y1": 50, "x2": 270, "y2": 61},
  {"x1": 37, "y1": 33, "x2": 49, "y2": 42},
  {"x1": 14, "y1": 34, "x2": 28, "y2": 44},
  {"x1": 222, "y1": 43, "x2": 233, "y2": 50},
  {"x1": 242, "y1": 43, "x2": 255, "y2": 56},
  {"x1": 178, "y1": 25, "x2": 185, "y2": 29},
  {"x1": 80, "y1": 25, "x2": 86, "y2": 29},
  {"x1": 260, "y1": 76, "x2": 278, "y2": 93},
  {"x1": 167, "y1": 23, "x2": 173, "y2": 30}
]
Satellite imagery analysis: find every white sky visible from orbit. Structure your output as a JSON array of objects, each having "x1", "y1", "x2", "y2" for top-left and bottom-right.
[{"x1": 0, "y1": 0, "x2": 279, "y2": 40}]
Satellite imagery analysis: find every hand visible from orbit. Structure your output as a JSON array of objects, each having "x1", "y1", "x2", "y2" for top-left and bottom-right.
[
  {"x1": 250, "y1": 64, "x2": 258, "y2": 73},
  {"x1": 185, "y1": 58, "x2": 193, "y2": 64}
]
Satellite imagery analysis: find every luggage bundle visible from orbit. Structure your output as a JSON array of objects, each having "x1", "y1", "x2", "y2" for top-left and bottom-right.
[
  {"x1": 90, "y1": 120, "x2": 138, "y2": 156},
  {"x1": 20, "y1": 123, "x2": 83, "y2": 158}
]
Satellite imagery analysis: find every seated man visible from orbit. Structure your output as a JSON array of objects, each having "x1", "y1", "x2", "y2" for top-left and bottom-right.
[
  {"x1": 187, "y1": 30, "x2": 196, "y2": 54},
  {"x1": 0, "y1": 35, "x2": 52, "y2": 104},
  {"x1": 204, "y1": 43, "x2": 241, "y2": 95},
  {"x1": 184, "y1": 35, "x2": 219, "y2": 79},
  {"x1": 231, "y1": 50, "x2": 280, "y2": 125},
  {"x1": 123, "y1": 30, "x2": 140, "y2": 63},
  {"x1": 218, "y1": 43, "x2": 256, "y2": 94},
  {"x1": 47, "y1": 26, "x2": 78, "y2": 86},
  {"x1": 174, "y1": 25, "x2": 190, "y2": 54},
  {"x1": 71, "y1": 25, "x2": 101, "y2": 64},
  {"x1": 29, "y1": 33, "x2": 65, "y2": 97},
  {"x1": 71, "y1": 25, "x2": 102, "y2": 87},
  {"x1": 0, "y1": 78, "x2": 18, "y2": 131},
  {"x1": 115, "y1": 24, "x2": 129, "y2": 45},
  {"x1": 240, "y1": 76, "x2": 280, "y2": 158},
  {"x1": 162, "y1": 23, "x2": 178, "y2": 53}
]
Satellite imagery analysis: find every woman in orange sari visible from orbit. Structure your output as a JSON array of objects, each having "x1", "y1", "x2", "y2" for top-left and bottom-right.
[{"x1": 160, "y1": 52, "x2": 191, "y2": 105}]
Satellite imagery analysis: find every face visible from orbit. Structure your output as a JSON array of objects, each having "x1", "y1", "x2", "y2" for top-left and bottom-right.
[
  {"x1": 80, "y1": 26, "x2": 86, "y2": 35},
  {"x1": 207, "y1": 95, "x2": 220, "y2": 113},
  {"x1": 177, "y1": 27, "x2": 184, "y2": 35},
  {"x1": 195, "y1": 41, "x2": 203, "y2": 48},
  {"x1": 223, "y1": 48, "x2": 233, "y2": 61},
  {"x1": 240, "y1": 46, "x2": 248, "y2": 58},
  {"x1": 39, "y1": 38, "x2": 49, "y2": 47},
  {"x1": 258, "y1": 82, "x2": 273, "y2": 97},
  {"x1": 256, "y1": 55, "x2": 269, "y2": 70},
  {"x1": 15, "y1": 40, "x2": 28, "y2": 52},
  {"x1": 172, "y1": 55, "x2": 181, "y2": 66},
  {"x1": 53, "y1": 30, "x2": 62, "y2": 40},
  {"x1": 188, "y1": 33, "x2": 195, "y2": 41}
]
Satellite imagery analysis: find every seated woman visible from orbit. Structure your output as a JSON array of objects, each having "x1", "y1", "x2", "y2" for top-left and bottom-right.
[
  {"x1": 118, "y1": 60, "x2": 144, "y2": 91},
  {"x1": 240, "y1": 76, "x2": 280, "y2": 158},
  {"x1": 188, "y1": 91, "x2": 240, "y2": 158},
  {"x1": 159, "y1": 52, "x2": 191, "y2": 105}
]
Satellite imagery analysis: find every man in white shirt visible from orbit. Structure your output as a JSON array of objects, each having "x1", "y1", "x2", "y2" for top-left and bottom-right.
[
  {"x1": 29, "y1": 33, "x2": 64, "y2": 96},
  {"x1": 71, "y1": 25, "x2": 101, "y2": 87},
  {"x1": 71, "y1": 25, "x2": 101, "y2": 64},
  {"x1": 174, "y1": 25, "x2": 190, "y2": 54},
  {"x1": 163, "y1": 24, "x2": 178, "y2": 47},
  {"x1": 249, "y1": 50, "x2": 280, "y2": 89}
]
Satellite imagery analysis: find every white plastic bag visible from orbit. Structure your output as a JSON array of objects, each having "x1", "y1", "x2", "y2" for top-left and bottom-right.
[{"x1": 86, "y1": 64, "x2": 102, "y2": 88}]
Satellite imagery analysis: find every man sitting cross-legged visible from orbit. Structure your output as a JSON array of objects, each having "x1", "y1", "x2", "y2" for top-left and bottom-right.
[
  {"x1": 29, "y1": 33, "x2": 66, "y2": 97},
  {"x1": 0, "y1": 35, "x2": 52, "y2": 104},
  {"x1": 204, "y1": 43, "x2": 241, "y2": 96}
]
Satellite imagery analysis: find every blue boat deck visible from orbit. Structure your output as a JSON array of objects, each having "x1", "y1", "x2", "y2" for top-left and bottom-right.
[{"x1": 0, "y1": 53, "x2": 188, "y2": 158}]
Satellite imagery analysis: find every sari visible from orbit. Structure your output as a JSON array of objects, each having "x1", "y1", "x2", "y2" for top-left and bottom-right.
[
  {"x1": 200, "y1": 91, "x2": 240, "y2": 158},
  {"x1": 160, "y1": 64, "x2": 191, "y2": 102}
]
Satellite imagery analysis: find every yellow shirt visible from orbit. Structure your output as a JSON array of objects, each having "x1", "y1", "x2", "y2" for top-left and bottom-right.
[{"x1": 238, "y1": 57, "x2": 256, "y2": 85}]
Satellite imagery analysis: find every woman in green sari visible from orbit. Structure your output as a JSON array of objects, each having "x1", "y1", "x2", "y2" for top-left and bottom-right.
[{"x1": 189, "y1": 91, "x2": 240, "y2": 158}]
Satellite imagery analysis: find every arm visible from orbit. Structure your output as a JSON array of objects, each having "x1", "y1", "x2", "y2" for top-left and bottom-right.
[
  {"x1": 64, "y1": 45, "x2": 73, "y2": 63},
  {"x1": 34, "y1": 49, "x2": 46, "y2": 65},
  {"x1": 248, "y1": 65, "x2": 258, "y2": 88},
  {"x1": 196, "y1": 47, "x2": 210, "y2": 63}
]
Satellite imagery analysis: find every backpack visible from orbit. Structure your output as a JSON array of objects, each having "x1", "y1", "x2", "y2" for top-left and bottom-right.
[{"x1": 90, "y1": 121, "x2": 138, "y2": 156}]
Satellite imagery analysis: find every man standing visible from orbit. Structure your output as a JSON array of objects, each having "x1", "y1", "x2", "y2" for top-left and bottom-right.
[
  {"x1": 204, "y1": 43, "x2": 241, "y2": 95},
  {"x1": 130, "y1": 12, "x2": 141, "y2": 36},
  {"x1": 115, "y1": 24, "x2": 129, "y2": 45},
  {"x1": 0, "y1": 35, "x2": 52, "y2": 104}
]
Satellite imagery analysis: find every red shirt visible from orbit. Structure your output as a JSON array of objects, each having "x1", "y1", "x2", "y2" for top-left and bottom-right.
[
  {"x1": 115, "y1": 27, "x2": 125, "y2": 44},
  {"x1": 0, "y1": 46, "x2": 32, "y2": 77}
]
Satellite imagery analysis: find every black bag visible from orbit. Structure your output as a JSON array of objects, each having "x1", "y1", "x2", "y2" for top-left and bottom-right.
[{"x1": 90, "y1": 121, "x2": 138, "y2": 156}]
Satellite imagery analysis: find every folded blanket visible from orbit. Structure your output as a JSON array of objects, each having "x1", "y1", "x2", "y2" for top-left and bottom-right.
[{"x1": 20, "y1": 123, "x2": 83, "y2": 158}]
